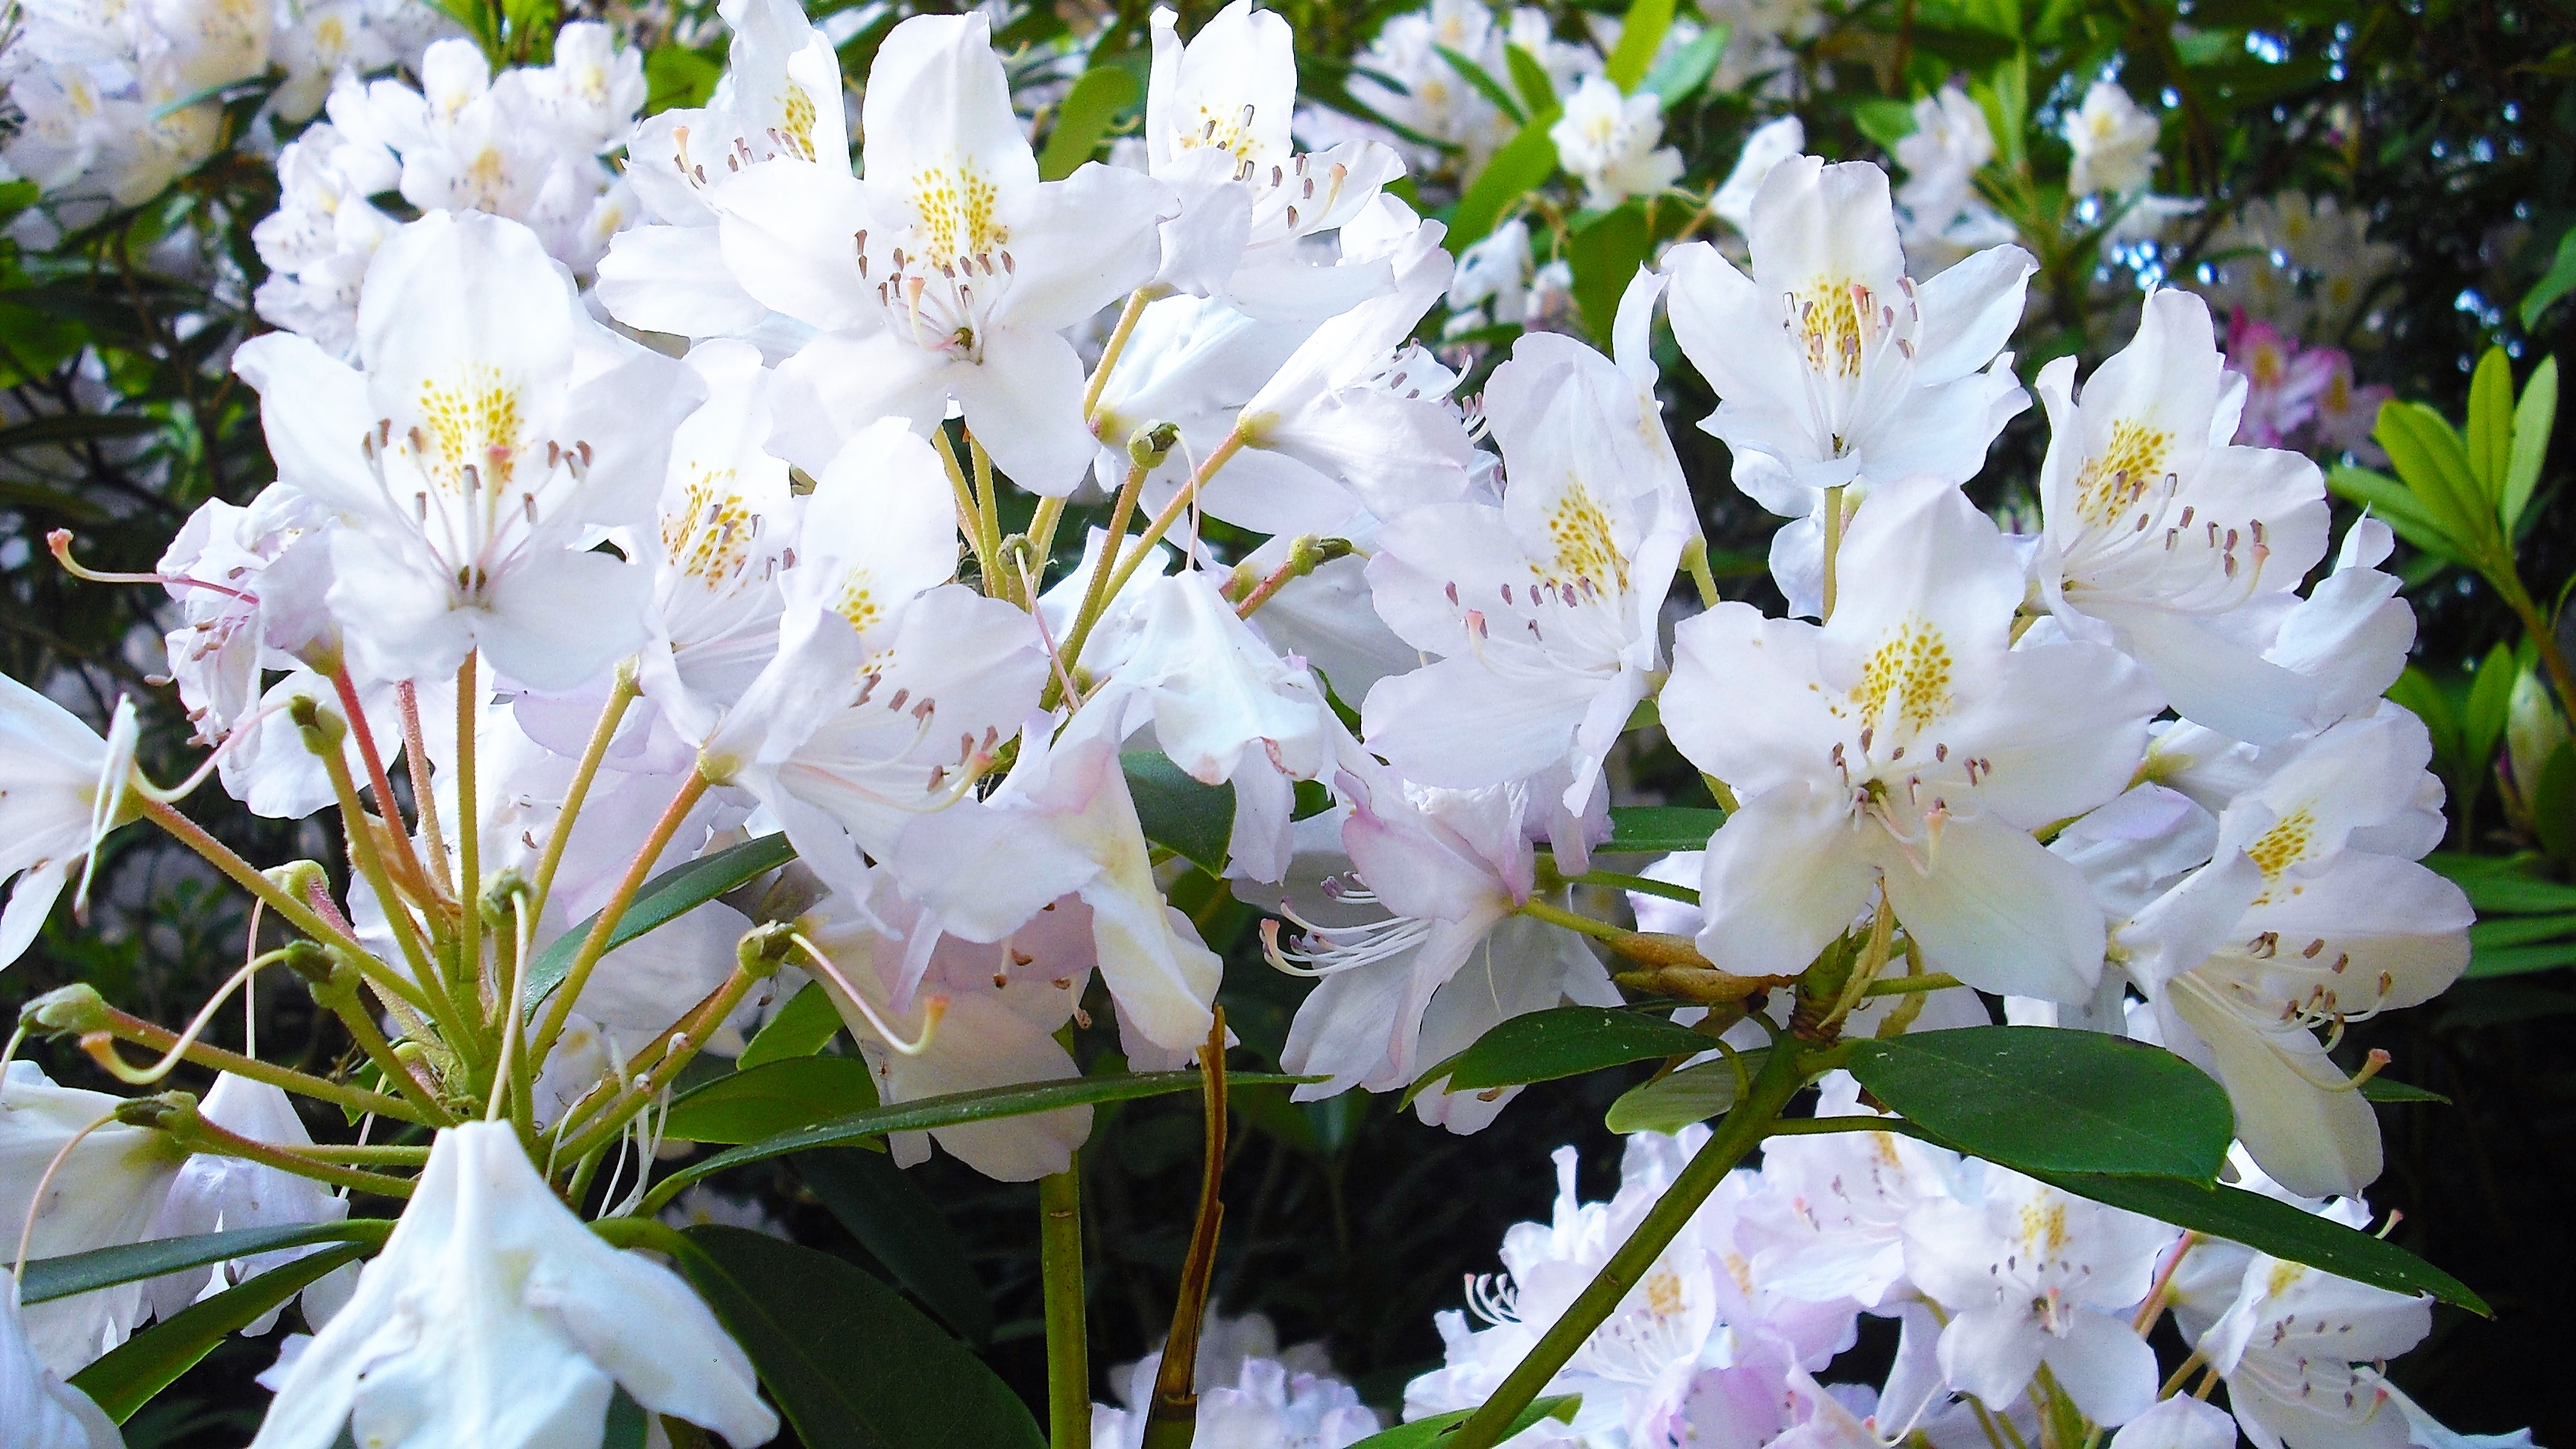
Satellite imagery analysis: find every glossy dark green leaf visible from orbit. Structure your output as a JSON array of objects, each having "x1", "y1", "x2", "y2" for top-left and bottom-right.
[
  {"x1": 525, "y1": 831, "x2": 798, "y2": 1013},
  {"x1": 2035, "y1": 1171, "x2": 2487, "y2": 1313},
  {"x1": 2430, "y1": 856, "x2": 2576, "y2": 914},
  {"x1": 1124, "y1": 750, "x2": 1234, "y2": 874},
  {"x1": 69, "y1": 1243, "x2": 371, "y2": 1421},
  {"x1": 738, "y1": 981, "x2": 845, "y2": 1068},
  {"x1": 1448, "y1": 113, "x2": 1559, "y2": 251},
  {"x1": 1600, "y1": 806, "x2": 1727, "y2": 854},
  {"x1": 663, "y1": 1055, "x2": 881, "y2": 1144},
  {"x1": 1442, "y1": 1006, "x2": 1709, "y2": 1091},
  {"x1": 0, "y1": 411, "x2": 165, "y2": 450},
  {"x1": 653, "y1": 1071, "x2": 1314, "y2": 1205},
  {"x1": 1603, "y1": 0, "x2": 1674, "y2": 91},
  {"x1": 604, "y1": 1389, "x2": 651, "y2": 1449},
  {"x1": 796, "y1": 1148, "x2": 994, "y2": 1344},
  {"x1": 675, "y1": 1226, "x2": 1046, "y2": 1449},
  {"x1": 1038, "y1": 65, "x2": 1140, "y2": 180},
  {"x1": 2359, "y1": 1079, "x2": 2451, "y2": 1105},
  {"x1": 21, "y1": 1219, "x2": 391, "y2": 1305},
  {"x1": 1604, "y1": 1050, "x2": 1766, "y2": 1134},
  {"x1": 1847, "y1": 1026, "x2": 2232, "y2": 1181},
  {"x1": 1346, "y1": 1394, "x2": 1580, "y2": 1448}
]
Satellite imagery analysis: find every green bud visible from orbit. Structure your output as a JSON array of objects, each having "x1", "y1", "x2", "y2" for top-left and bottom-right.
[
  {"x1": 265, "y1": 859, "x2": 329, "y2": 903},
  {"x1": 288, "y1": 692, "x2": 346, "y2": 757},
  {"x1": 113, "y1": 1090, "x2": 198, "y2": 1132},
  {"x1": 19, "y1": 982, "x2": 111, "y2": 1036},
  {"x1": 482, "y1": 867, "x2": 531, "y2": 926},
  {"x1": 735, "y1": 921, "x2": 798, "y2": 977},
  {"x1": 1128, "y1": 420, "x2": 1181, "y2": 468}
]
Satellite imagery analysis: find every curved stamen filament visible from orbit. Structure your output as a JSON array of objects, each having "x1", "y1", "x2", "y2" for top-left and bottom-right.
[{"x1": 789, "y1": 931, "x2": 944, "y2": 1056}]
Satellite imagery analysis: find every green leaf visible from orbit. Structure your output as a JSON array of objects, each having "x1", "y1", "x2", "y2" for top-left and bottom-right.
[
  {"x1": 645, "y1": 44, "x2": 724, "y2": 112},
  {"x1": 69, "y1": 1243, "x2": 372, "y2": 1421},
  {"x1": 1124, "y1": 750, "x2": 1234, "y2": 874},
  {"x1": 1437, "y1": 44, "x2": 1527, "y2": 125},
  {"x1": 653, "y1": 1071, "x2": 1313, "y2": 1204},
  {"x1": 2466, "y1": 347, "x2": 2515, "y2": 503},
  {"x1": 1599, "y1": 806, "x2": 1727, "y2": 854},
  {"x1": 0, "y1": 179, "x2": 39, "y2": 223},
  {"x1": 2374, "y1": 401, "x2": 2495, "y2": 559},
  {"x1": 2327, "y1": 464, "x2": 2475, "y2": 567},
  {"x1": 2425, "y1": 852, "x2": 2576, "y2": 913},
  {"x1": 1846, "y1": 1026, "x2": 2233, "y2": 1181},
  {"x1": 739, "y1": 981, "x2": 845, "y2": 1069},
  {"x1": 1503, "y1": 42, "x2": 1558, "y2": 116},
  {"x1": 1850, "y1": 97, "x2": 1921, "y2": 151},
  {"x1": 1604, "y1": 0, "x2": 1676, "y2": 92},
  {"x1": 1038, "y1": 65, "x2": 1139, "y2": 180},
  {"x1": 664, "y1": 1055, "x2": 881, "y2": 1145},
  {"x1": 2358, "y1": 1079, "x2": 2451, "y2": 1105},
  {"x1": 1606, "y1": 1049, "x2": 1767, "y2": 1134},
  {"x1": 675, "y1": 1227, "x2": 1046, "y2": 1449},
  {"x1": 1449, "y1": 112, "x2": 1559, "y2": 253},
  {"x1": 1568, "y1": 201, "x2": 1654, "y2": 344},
  {"x1": 2466, "y1": 938, "x2": 2576, "y2": 977},
  {"x1": 795, "y1": 1149, "x2": 994, "y2": 1344},
  {"x1": 525, "y1": 831, "x2": 798, "y2": 1014},
  {"x1": 1346, "y1": 1395, "x2": 1581, "y2": 1448},
  {"x1": 21, "y1": 1219, "x2": 391, "y2": 1305},
  {"x1": 1442, "y1": 1006, "x2": 1711, "y2": 1091},
  {"x1": 0, "y1": 412, "x2": 165, "y2": 450},
  {"x1": 2505, "y1": 356, "x2": 2557, "y2": 531},
  {"x1": 2388, "y1": 669, "x2": 2465, "y2": 769},
  {"x1": 2531, "y1": 740, "x2": 2576, "y2": 865},
  {"x1": 2463, "y1": 643, "x2": 2519, "y2": 785},
  {"x1": 2035, "y1": 1172, "x2": 2487, "y2": 1313},
  {"x1": 2521, "y1": 224, "x2": 2576, "y2": 329},
  {"x1": 604, "y1": 1389, "x2": 651, "y2": 1449},
  {"x1": 1640, "y1": 24, "x2": 1728, "y2": 103}
]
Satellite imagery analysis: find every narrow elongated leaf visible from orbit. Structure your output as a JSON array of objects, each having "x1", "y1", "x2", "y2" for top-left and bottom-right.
[
  {"x1": 738, "y1": 980, "x2": 845, "y2": 1069},
  {"x1": 2373, "y1": 402, "x2": 2493, "y2": 557},
  {"x1": 796, "y1": 1148, "x2": 994, "y2": 1344},
  {"x1": 1641, "y1": 23, "x2": 1728, "y2": 102},
  {"x1": 2034, "y1": 1171, "x2": 2487, "y2": 1313},
  {"x1": 2522, "y1": 224, "x2": 2576, "y2": 329},
  {"x1": 1443, "y1": 1006, "x2": 1710, "y2": 1090},
  {"x1": 1348, "y1": 1395, "x2": 1581, "y2": 1448},
  {"x1": 0, "y1": 412, "x2": 165, "y2": 449},
  {"x1": 1604, "y1": 0, "x2": 1675, "y2": 92},
  {"x1": 1503, "y1": 41, "x2": 1556, "y2": 114},
  {"x1": 2428, "y1": 852, "x2": 2576, "y2": 913},
  {"x1": 1038, "y1": 65, "x2": 1140, "y2": 180},
  {"x1": 2326, "y1": 465, "x2": 2475, "y2": 566},
  {"x1": 69, "y1": 1243, "x2": 371, "y2": 1421},
  {"x1": 20, "y1": 1219, "x2": 391, "y2": 1305},
  {"x1": 1437, "y1": 43, "x2": 1525, "y2": 124},
  {"x1": 2466, "y1": 938, "x2": 2576, "y2": 977},
  {"x1": 2358, "y1": 1079, "x2": 2451, "y2": 1105},
  {"x1": 1600, "y1": 806, "x2": 1727, "y2": 854},
  {"x1": 1125, "y1": 751, "x2": 1234, "y2": 874},
  {"x1": 1846, "y1": 1026, "x2": 2232, "y2": 1181},
  {"x1": 525, "y1": 831, "x2": 798, "y2": 1012},
  {"x1": 2466, "y1": 347, "x2": 2516, "y2": 501},
  {"x1": 1449, "y1": 113, "x2": 1559, "y2": 252},
  {"x1": 653, "y1": 1071, "x2": 1314, "y2": 1202},
  {"x1": 675, "y1": 1227, "x2": 1045, "y2": 1449},
  {"x1": 1569, "y1": 201, "x2": 1654, "y2": 344},
  {"x1": 2463, "y1": 643, "x2": 2518, "y2": 783},
  {"x1": 2505, "y1": 356, "x2": 2557, "y2": 530},
  {"x1": 1606, "y1": 1050, "x2": 1767, "y2": 1134},
  {"x1": 663, "y1": 1055, "x2": 881, "y2": 1144}
]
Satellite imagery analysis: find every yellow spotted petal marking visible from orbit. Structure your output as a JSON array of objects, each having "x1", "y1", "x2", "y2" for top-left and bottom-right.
[
  {"x1": 1533, "y1": 479, "x2": 1630, "y2": 595},
  {"x1": 2073, "y1": 418, "x2": 2174, "y2": 525},
  {"x1": 662, "y1": 474, "x2": 755, "y2": 585},
  {"x1": 834, "y1": 570, "x2": 883, "y2": 634},
  {"x1": 2016, "y1": 1195, "x2": 2071, "y2": 1257},
  {"x1": 1854, "y1": 616, "x2": 1954, "y2": 735},
  {"x1": 1793, "y1": 276, "x2": 1871, "y2": 379},
  {"x1": 1184, "y1": 103, "x2": 1261, "y2": 164},
  {"x1": 418, "y1": 363, "x2": 525, "y2": 492},
  {"x1": 2247, "y1": 805, "x2": 2317, "y2": 903},
  {"x1": 910, "y1": 162, "x2": 1006, "y2": 268},
  {"x1": 777, "y1": 85, "x2": 817, "y2": 161}
]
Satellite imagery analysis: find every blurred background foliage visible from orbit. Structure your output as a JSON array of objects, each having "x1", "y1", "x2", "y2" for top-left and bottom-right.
[{"x1": 6, "y1": 0, "x2": 2575, "y2": 1443}]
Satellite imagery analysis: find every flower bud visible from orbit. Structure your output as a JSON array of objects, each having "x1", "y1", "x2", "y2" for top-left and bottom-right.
[
  {"x1": 734, "y1": 921, "x2": 797, "y2": 977},
  {"x1": 287, "y1": 691, "x2": 346, "y2": 757},
  {"x1": 18, "y1": 982, "x2": 111, "y2": 1037},
  {"x1": 112, "y1": 1090, "x2": 198, "y2": 1134},
  {"x1": 1128, "y1": 420, "x2": 1181, "y2": 468}
]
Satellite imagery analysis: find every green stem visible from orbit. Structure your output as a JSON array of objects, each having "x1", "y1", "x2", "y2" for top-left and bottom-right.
[
  {"x1": 172, "y1": 1111, "x2": 417, "y2": 1199},
  {"x1": 137, "y1": 798, "x2": 441, "y2": 1019},
  {"x1": 1046, "y1": 458, "x2": 1151, "y2": 710},
  {"x1": 89, "y1": 1008, "x2": 422, "y2": 1121},
  {"x1": 553, "y1": 961, "x2": 765, "y2": 1161},
  {"x1": 1446, "y1": 1043, "x2": 1811, "y2": 1449},
  {"x1": 1082, "y1": 289, "x2": 1152, "y2": 422},
  {"x1": 1681, "y1": 536, "x2": 1720, "y2": 608},
  {"x1": 313, "y1": 719, "x2": 465, "y2": 1050},
  {"x1": 1143, "y1": 1015, "x2": 1231, "y2": 1449},
  {"x1": 456, "y1": 654, "x2": 484, "y2": 1013},
  {"x1": 1860, "y1": 972, "x2": 1961, "y2": 997},
  {"x1": 330, "y1": 666, "x2": 436, "y2": 907},
  {"x1": 2497, "y1": 571, "x2": 2576, "y2": 729},
  {"x1": 1517, "y1": 896, "x2": 1626, "y2": 941},
  {"x1": 938, "y1": 428, "x2": 1002, "y2": 593},
  {"x1": 1096, "y1": 431, "x2": 1248, "y2": 610},
  {"x1": 1041, "y1": 1165, "x2": 1091, "y2": 1449},
  {"x1": 1819, "y1": 484, "x2": 1847, "y2": 622},
  {"x1": 1568, "y1": 870, "x2": 1699, "y2": 906},
  {"x1": 531, "y1": 662, "x2": 640, "y2": 926},
  {"x1": 528, "y1": 770, "x2": 712, "y2": 1066}
]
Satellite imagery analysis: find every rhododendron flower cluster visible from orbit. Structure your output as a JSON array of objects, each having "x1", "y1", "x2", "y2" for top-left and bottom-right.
[{"x1": 0, "y1": 2, "x2": 2539, "y2": 1448}]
